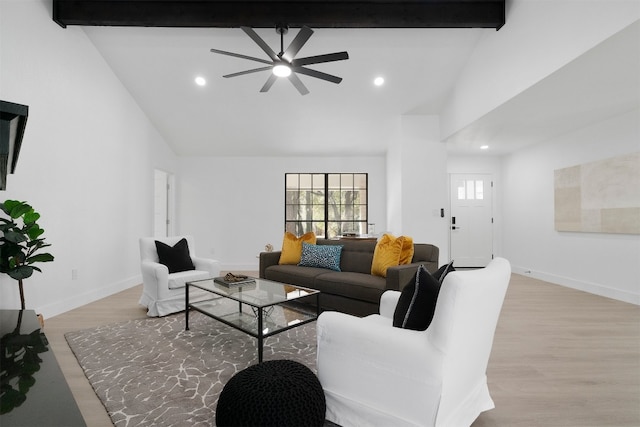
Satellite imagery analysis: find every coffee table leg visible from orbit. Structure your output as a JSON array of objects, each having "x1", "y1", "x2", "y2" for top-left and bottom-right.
[
  {"x1": 258, "y1": 307, "x2": 263, "y2": 363},
  {"x1": 185, "y1": 283, "x2": 190, "y2": 330}
]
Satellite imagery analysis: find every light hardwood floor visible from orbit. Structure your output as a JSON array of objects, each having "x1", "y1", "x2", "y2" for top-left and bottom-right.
[{"x1": 44, "y1": 273, "x2": 640, "y2": 427}]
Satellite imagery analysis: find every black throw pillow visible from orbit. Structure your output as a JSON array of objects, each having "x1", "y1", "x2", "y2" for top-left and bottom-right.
[
  {"x1": 155, "y1": 238, "x2": 195, "y2": 273},
  {"x1": 392, "y1": 265, "x2": 441, "y2": 331},
  {"x1": 433, "y1": 259, "x2": 456, "y2": 284}
]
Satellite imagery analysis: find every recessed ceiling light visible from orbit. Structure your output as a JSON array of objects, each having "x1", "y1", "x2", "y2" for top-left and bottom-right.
[
  {"x1": 195, "y1": 76, "x2": 206, "y2": 86},
  {"x1": 480, "y1": 145, "x2": 489, "y2": 150},
  {"x1": 374, "y1": 76, "x2": 385, "y2": 86}
]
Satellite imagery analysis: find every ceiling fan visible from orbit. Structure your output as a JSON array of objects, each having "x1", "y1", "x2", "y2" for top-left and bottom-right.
[{"x1": 210, "y1": 25, "x2": 349, "y2": 95}]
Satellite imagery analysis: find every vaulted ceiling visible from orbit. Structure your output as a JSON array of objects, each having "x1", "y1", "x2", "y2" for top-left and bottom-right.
[{"x1": 50, "y1": 1, "x2": 638, "y2": 157}]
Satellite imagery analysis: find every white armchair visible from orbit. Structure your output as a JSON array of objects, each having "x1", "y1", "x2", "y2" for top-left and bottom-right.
[
  {"x1": 139, "y1": 235, "x2": 221, "y2": 317},
  {"x1": 316, "y1": 257, "x2": 511, "y2": 427}
]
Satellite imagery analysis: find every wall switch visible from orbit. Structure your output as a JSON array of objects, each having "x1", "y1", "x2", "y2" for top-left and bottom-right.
[{"x1": 72, "y1": 269, "x2": 78, "y2": 280}]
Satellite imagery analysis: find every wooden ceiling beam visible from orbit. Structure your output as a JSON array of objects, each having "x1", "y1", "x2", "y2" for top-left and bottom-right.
[{"x1": 53, "y1": 1, "x2": 505, "y2": 30}]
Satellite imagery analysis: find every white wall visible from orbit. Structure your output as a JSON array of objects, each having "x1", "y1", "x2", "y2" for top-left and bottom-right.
[
  {"x1": 388, "y1": 115, "x2": 449, "y2": 265},
  {"x1": 0, "y1": 0, "x2": 177, "y2": 317},
  {"x1": 502, "y1": 109, "x2": 640, "y2": 304},
  {"x1": 440, "y1": 0, "x2": 640, "y2": 140},
  {"x1": 176, "y1": 155, "x2": 387, "y2": 271}
]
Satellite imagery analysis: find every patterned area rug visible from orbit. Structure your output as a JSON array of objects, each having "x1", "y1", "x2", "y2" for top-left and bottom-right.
[{"x1": 65, "y1": 311, "x2": 318, "y2": 426}]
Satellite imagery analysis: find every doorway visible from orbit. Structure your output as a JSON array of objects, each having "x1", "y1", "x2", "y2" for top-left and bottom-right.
[
  {"x1": 154, "y1": 169, "x2": 174, "y2": 237},
  {"x1": 449, "y1": 174, "x2": 493, "y2": 267}
]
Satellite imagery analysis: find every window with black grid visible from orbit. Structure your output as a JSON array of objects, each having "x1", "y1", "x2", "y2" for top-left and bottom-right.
[{"x1": 285, "y1": 173, "x2": 368, "y2": 239}]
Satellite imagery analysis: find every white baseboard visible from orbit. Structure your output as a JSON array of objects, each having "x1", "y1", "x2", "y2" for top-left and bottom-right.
[
  {"x1": 39, "y1": 274, "x2": 142, "y2": 319},
  {"x1": 511, "y1": 265, "x2": 639, "y2": 306}
]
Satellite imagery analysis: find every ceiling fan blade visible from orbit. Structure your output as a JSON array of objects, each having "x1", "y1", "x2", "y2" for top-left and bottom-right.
[
  {"x1": 288, "y1": 73, "x2": 310, "y2": 95},
  {"x1": 294, "y1": 67, "x2": 343, "y2": 84},
  {"x1": 210, "y1": 48, "x2": 273, "y2": 66},
  {"x1": 282, "y1": 26, "x2": 314, "y2": 62},
  {"x1": 291, "y1": 51, "x2": 349, "y2": 67},
  {"x1": 260, "y1": 74, "x2": 278, "y2": 93},
  {"x1": 241, "y1": 26, "x2": 279, "y2": 62},
  {"x1": 223, "y1": 66, "x2": 273, "y2": 78}
]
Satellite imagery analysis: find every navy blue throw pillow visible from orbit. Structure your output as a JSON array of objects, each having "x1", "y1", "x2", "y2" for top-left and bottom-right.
[{"x1": 155, "y1": 238, "x2": 195, "y2": 273}]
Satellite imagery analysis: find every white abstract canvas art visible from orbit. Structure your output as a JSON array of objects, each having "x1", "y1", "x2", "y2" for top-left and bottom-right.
[{"x1": 554, "y1": 152, "x2": 640, "y2": 234}]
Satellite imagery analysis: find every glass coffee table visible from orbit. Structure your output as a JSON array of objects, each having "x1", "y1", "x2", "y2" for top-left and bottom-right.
[{"x1": 185, "y1": 277, "x2": 320, "y2": 363}]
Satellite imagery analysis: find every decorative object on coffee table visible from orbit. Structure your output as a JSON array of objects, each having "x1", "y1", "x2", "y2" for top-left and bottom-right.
[
  {"x1": 216, "y1": 359, "x2": 326, "y2": 427},
  {"x1": 213, "y1": 272, "x2": 255, "y2": 286}
]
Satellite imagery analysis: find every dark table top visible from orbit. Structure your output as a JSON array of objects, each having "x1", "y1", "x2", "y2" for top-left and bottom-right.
[{"x1": 1, "y1": 309, "x2": 86, "y2": 426}]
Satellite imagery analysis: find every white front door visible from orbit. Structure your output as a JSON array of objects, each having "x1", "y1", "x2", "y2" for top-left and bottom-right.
[{"x1": 449, "y1": 174, "x2": 493, "y2": 267}]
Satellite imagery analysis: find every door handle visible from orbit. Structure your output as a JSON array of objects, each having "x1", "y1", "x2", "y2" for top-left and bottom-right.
[{"x1": 451, "y1": 226, "x2": 461, "y2": 230}]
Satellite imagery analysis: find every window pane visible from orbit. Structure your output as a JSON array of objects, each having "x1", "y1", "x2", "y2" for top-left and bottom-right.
[
  {"x1": 456, "y1": 179, "x2": 465, "y2": 200},
  {"x1": 328, "y1": 174, "x2": 340, "y2": 188},
  {"x1": 299, "y1": 174, "x2": 312, "y2": 189},
  {"x1": 476, "y1": 180, "x2": 484, "y2": 200},
  {"x1": 466, "y1": 180, "x2": 475, "y2": 200},
  {"x1": 341, "y1": 173, "x2": 354, "y2": 188},
  {"x1": 341, "y1": 190, "x2": 357, "y2": 206},
  {"x1": 285, "y1": 190, "x2": 299, "y2": 204},
  {"x1": 312, "y1": 174, "x2": 324, "y2": 188},
  {"x1": 328, "y1": 202, "x2": 340, "y2": 220},
  {"x1": 286, "y1": 174, "x2": 299, "y2": 189},
  {"x1": 354, "y1": 174, "x2": 367, "y2": 187}
]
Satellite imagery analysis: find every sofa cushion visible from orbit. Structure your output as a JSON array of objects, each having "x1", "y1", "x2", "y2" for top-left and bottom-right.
[
  {"x1": 318, "y1": 239, "x2": 376, "y2": 274},
  {"x1": 279, "y1": 232, "x2": 316, "y2": 265},
  {"x1": 313, "y1": 271, "x2": 387, "y2": 304},
  {"x1": 371, "y1": 234, "x2": 405, "y2": 277},
  {"x1": 299, "y1": 242, "x2": 343, "y2": 271},
  {"x1": 155, "y1": 238, "x2": 195, "y2": 273},
  {"x1": 392, "y1": 265, "x2": 440, "y2": 331},
  {"x1": 167, "y1": 269, "x2": 212, "y2": 289},
  {"x1": 264, "y1": 264, "x2": 328, "y2": 288}
]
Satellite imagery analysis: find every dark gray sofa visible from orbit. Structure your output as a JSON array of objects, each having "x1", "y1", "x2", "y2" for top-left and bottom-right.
[{"x1": 259, "y1": 238, "x2": 439, "y2": 316}]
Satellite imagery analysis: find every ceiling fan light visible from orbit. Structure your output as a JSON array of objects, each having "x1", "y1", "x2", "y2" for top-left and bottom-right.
[{"x1": 273, "y1": 64, "x2": 292, "y2": 77}]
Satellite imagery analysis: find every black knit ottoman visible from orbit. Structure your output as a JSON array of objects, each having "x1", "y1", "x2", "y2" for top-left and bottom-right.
[{"x1": 216, "y1": 359, "x2": 326, "y2": 427}]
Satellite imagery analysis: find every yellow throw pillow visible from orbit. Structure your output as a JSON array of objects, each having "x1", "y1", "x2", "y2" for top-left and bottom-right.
[
  {"x1": 278, "y1": 232, "x2": 316, "y2": 265},
  {"x1": 399, "y1": 235, "x2": 414, "y2": 265},
  {"x1": 371, "y1": 233, "x2": 405, "y2": 277}
]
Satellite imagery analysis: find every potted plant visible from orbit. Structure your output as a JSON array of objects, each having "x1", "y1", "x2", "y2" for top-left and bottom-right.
[{"x1": 0, "y1": 200, "x2": 54, "y2": 310}]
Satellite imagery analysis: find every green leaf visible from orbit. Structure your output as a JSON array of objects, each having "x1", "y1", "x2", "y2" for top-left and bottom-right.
[
  {"x1": 9, "y1": 202, "x2": 32, "y2": 219},
  {"x1": 27, "y1": 253, "x2": 54, "y2": 263},
  {"x1": 8, "y1": 266, "x2": 34, "y2": 280},
  {"x1": 3, "y1": 231, "x2": 27, "y2": 244},
  {"x1": 28, "y1": 241, "x2": 51, "y2": 249},
  {"x1": 1, "y1": 199, "x2": 22, "y2": 214},
  {"x1": 23, "y1": 210, "x2": 40, "y2": 224},
  {"x1": 26, "y1": 226, "x2": 44, "y2": 240}
]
